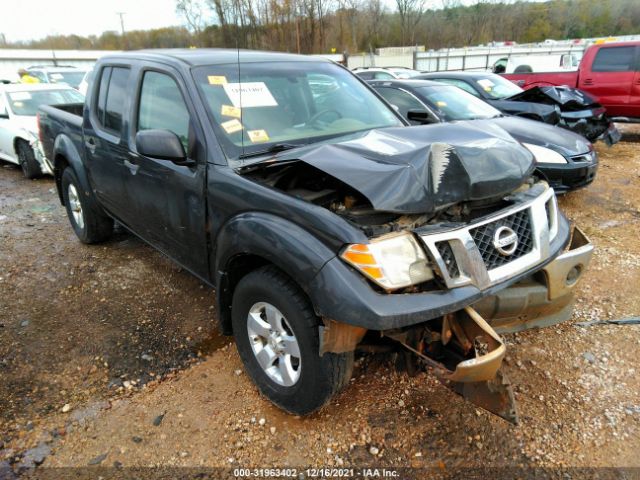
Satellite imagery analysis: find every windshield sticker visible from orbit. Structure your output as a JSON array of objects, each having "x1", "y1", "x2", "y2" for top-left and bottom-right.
[
  {"x1": 221, "y1": 118, "x2": 243, "y2": 134},
  {"x1": 208, "y1": 75, "x2": 227, "y2": 85},
  {"x1": 10, "y1": 92, "x2": 32, "y2": 101},
  {"x1": 50, "y1": 73, "x2": 64, "y2": 80},
  {"x1": 247, "y1": 129, "x2": 270, "y2": 143},
  {"x1": 477, "y1": 79, "x2": 494, "y2": 91},
  {"x1": 221, "y1": 104, "x2": 241, "y2": 118},
  {"x1": 223, "y1": 82, "x2": 278, "y2": 108},
  {"x1": 436, "y1": 101, "x2": 447, "y2": 107}
]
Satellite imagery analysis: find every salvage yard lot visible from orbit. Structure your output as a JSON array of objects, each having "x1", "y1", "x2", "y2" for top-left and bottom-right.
[{"x1": 1, "y1": 127, "x2": 639, "y2": 475}]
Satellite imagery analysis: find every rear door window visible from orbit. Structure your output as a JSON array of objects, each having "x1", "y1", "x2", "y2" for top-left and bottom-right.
[
  {"x1": 95, "y1": 66, "x2": 130, "y2": 135},
  {"x1": 592, "y1": 46, "x2": 637, "y2": 72}
]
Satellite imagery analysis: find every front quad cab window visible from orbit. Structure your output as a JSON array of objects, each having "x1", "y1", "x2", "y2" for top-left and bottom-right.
[{"x1": 137, "y1": 71, "x2": 191, "y2": 153}]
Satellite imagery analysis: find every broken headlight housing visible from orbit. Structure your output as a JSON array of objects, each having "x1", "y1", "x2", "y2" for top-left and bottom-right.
[
  {"x1": 340, "y1": 232, "x2": 434, "y2": 290},
  {"x1": 523, "y1": 143, "x2": 567, "y2": 164}
]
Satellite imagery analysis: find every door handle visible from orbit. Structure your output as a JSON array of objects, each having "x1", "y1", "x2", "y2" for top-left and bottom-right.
[
  {"x1": 124, "y1": 158, "x2": 140, "y2": 175},
  {"x1": 85, "y1": 137, "x2": 96, "y2": 155}
]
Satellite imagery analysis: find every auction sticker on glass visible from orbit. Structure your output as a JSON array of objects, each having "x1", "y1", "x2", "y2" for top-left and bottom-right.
[{"x1": 223, "y1": 82, "x2": 278, "y2": 108}]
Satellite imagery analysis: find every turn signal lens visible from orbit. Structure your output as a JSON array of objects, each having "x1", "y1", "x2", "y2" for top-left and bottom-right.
[{"x1": 340, "y1": 232, "x2": 433, "y2": 290}]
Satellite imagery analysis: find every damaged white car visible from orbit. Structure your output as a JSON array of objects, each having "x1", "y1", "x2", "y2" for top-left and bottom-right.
[{"x1": 0, "y1": 84, "x2": 84, "y2": 178}]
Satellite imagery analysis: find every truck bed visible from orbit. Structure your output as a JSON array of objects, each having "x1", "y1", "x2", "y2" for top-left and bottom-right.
[
  {"x1": 38, "y1": 103, "x2": 84, "y2": 165},
  {"x1": 502, "y1": 71, "x2": 579, "y2": 89}
]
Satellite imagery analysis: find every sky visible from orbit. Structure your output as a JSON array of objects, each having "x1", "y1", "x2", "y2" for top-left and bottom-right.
[{"x1": 0, "y1": 0, "x2": 184, "y2": 43}]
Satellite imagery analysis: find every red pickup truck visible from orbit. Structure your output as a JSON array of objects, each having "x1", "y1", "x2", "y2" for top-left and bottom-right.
[{"x1": 503, "y1": 41, "x2": 640, "y2": 121}]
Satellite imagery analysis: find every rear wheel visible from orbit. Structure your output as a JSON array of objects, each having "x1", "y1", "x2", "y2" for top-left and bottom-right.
[
  {"x1": 61, "y1": 167, "x2": 113, "y2": 243},
  {"x1": 232, "y1": 266, "x2": 354, "y2": 415},
  {"x1": 17, "y1": 141, "x2": 42, "y2": 179}
]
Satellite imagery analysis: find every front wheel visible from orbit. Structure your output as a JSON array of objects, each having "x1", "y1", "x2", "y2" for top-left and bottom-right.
[
  {"x1": 61, "y1": 167, "x2": 113, "y2": 244},
  {"x1": 17, "y1": 141, "x2": 42, "y2": 179},
  {"x1": 232, "y1": 266, "x2": 353, "y2": 415}
]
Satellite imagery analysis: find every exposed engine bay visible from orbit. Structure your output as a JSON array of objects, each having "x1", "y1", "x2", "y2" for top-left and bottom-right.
[{"x1": 244, "y1": 160, "x2": 529, "y2": 237}]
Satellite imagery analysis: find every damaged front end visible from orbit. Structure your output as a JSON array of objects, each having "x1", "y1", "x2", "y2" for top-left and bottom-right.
[
  {"x1": 385, "y1": 307, "x2": 518, "y2": 423},
  {"x1": 505, "y1": 86, "x2": 620, "y2": 144},
  {"x1": 241, "y1": 125, "x2": 592, "y2": 422}
]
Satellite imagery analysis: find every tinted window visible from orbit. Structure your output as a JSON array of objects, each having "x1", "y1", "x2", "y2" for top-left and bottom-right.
[
  {"x1": 96, "y1": 67, "x2": 111, "y2": 125},
  {"x1": 138, "y1": 71, "x2": 190, "y2": 152},
  {"x1": 592, "y1": 46, "x2": 637, "y2": 72},
  {"x1": 104, "y1": 67, "x2": 130, "y2": 133},
  {"x1": 375, "y1": 87, "x2": 426, "y2": 120}
]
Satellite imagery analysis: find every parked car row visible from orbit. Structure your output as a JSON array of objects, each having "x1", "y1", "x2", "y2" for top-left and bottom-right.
[{"x1": 27, "y1": 49, "x2": 598, "y2": 424}]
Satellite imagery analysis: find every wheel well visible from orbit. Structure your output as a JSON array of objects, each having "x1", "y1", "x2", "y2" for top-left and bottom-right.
[
  {"x1": 218, "y1": 254, "x2": 271, "y2": 335},
  {"x1": 217, "y1": 254, "x2": 319, "y2": 336},
  {"x1": 13, "y1": 137, "x2": 27, "y2": 155},
  {"x1": 54, "y1": 155, "x2": 70, "y2": 205}
]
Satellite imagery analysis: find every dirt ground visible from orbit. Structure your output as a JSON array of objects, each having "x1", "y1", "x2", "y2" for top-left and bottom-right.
[{"x1": 1, "y1": 126, "x2": 639, "y2": 479}]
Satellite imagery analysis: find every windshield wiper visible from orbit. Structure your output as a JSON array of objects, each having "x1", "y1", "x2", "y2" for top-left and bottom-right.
[{"x1": 238, "y1": 143, "x2": 303, "y2": 160}]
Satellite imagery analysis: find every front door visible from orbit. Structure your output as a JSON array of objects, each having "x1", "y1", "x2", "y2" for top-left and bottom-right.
[{"x1": 123, "y1": 67, "x2": 208, "y2": 278}]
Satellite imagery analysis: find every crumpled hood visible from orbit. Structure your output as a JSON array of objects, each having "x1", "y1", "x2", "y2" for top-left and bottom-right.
[
  {"x1": 472, "y1": 117, "x2": 592, "y2": 157},
  {"x1": 276, "y1": 123, "x2": 535, "y2": 214},
  {"x1": 506, "y1": 86, "x2": 602, "y2": 111}
]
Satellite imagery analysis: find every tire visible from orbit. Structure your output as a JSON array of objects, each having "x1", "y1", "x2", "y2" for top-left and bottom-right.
[
  {"x1": 232, "y1": 265, "x2": 354, "y2": 415},
  {"x1": 61, "y1": 167, "x2": 113, "y2": 244},
  {"x1": 16, "y1": 141, "x2": 42, "y2": 179}
]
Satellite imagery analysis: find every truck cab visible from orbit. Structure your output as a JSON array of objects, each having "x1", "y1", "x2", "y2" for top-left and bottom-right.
[{"x1": 38, "y1": 50, "x2": 593, "y2": 422}]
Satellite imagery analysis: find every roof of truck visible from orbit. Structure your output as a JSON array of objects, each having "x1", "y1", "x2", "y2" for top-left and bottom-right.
[{"x1": 100, "y1": 49, "x2": 328, "y2": 67}]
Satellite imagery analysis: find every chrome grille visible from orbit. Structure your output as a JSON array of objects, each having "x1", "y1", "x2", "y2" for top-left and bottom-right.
[
  {"x1": 436, "y1": 241, "x2": 459, "y2": 278},
  {"x1": 469, "y1": 209, "x2": 534, "y2": 270}
]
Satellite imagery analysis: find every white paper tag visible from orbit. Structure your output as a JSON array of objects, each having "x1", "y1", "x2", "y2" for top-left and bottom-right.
[
  {"x1": 50, "y1": 73, "x2": 64, "y2": 80},
  {"x1": 477, "y1": 79, "x2": 495, "y2": 89},
  {"x1": 10, "y1": 92, "x2": 32, "y2": 101},
  {"x1": 223, "y1": 82, "x2": 277, "y2": 108}
]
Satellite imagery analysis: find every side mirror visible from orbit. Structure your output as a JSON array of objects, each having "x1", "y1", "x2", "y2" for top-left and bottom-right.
[
  {"x1": 407, "y1": 109, "x2": 433, "y2": 124},
  {"x1": 136, "y1": 129, "x2": 186, "y2": 162}
]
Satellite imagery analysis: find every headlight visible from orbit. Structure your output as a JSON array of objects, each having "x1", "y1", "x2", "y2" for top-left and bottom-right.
[
  {"x1": 340, "y1": 232, "x2": 433, "y2": 290},
  {"x1": 523, "y1": 143, "x2": 567, "y2": 164}
]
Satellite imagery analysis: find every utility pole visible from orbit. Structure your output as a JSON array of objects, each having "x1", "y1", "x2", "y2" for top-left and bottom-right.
[{"x1": 116, "y1": 12, "x2": 127, "y2": 49}]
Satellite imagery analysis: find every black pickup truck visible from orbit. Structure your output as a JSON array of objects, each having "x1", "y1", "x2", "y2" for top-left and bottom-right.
[{"x1": 38, "y1": 50, "x2": 593, "y2": 422}]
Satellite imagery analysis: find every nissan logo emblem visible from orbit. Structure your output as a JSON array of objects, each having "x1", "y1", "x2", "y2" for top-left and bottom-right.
[{"x1": 493, "y1": 226, "x2": 518, "y2": 256}]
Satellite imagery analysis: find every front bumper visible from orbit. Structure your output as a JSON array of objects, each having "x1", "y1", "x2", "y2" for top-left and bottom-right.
[
  {"x1": 309, "y1": 186, "x2": 573, "y2": 330},
  {"x1": 474, "y1": 226, "x2": 593, "y2": 332},
  {"x1": 538, "y1": 160, "x2": 598, "y2": 193}
]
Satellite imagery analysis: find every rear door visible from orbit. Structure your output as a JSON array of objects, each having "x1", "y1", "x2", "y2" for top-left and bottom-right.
[
  {"x1": 83, "y1": 65, "x2": 134, "y2": 219},
  {"x1": 580, "y1": 45, "x2": 638, "y2": 117},
  {"x1": 123, "y1": 66, "x2": 208, "y2": 278}
]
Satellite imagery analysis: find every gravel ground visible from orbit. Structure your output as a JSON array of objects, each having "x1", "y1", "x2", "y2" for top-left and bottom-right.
[{"x1": 1, "y1": 126, "x2": 639, "y2": 479}]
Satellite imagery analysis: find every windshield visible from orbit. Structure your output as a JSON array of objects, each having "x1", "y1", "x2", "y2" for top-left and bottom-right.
[
  {"x1": 475, "y1": 75, "x2": 523, "y2": 99},
  {"x1": 7, "y1": 89, "x2": 85, "y2": 116},
  {"x1": 418, "y1": 85, "x2": 502, "y2": 121},
  {"x1": 192, "y1": 61, "x2": 402, "y2": 162},
  {"x1": 47, "y1": 71, "x2": 86, "y2": 88}
]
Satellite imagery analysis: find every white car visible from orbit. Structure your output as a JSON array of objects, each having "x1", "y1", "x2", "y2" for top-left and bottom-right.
[
  {"x1": 352, "y1": 67, "x2": 422, "y2": 80},
  {"x1": 0, "y1": 84, "x2": 84, "y2": 178}
]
